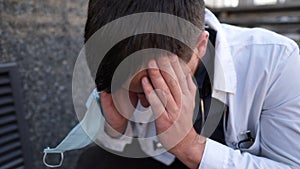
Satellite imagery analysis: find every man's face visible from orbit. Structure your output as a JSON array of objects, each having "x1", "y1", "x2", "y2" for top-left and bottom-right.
[
  {"x1": 128, "y1": 69, "x2": 150, "y2": 107},
  {"x1": 123, "y1": 56, "x2": 196, "y2": 109},
  {"x1": 112, "y1": 30, "x2": 209, "y2": 111}
]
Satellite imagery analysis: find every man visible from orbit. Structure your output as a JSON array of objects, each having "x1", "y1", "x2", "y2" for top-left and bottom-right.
[{"x1": 76, "y1": 0, "x2": 300, "y2": 169}]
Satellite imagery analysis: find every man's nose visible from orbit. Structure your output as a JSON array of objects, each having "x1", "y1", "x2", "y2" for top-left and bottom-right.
[{"x1": 137, "y1": 93, "x2": 150, "y2": 107}]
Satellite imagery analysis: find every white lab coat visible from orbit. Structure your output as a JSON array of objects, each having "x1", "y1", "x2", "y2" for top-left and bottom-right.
[{"x1": 93, "y1": 9, "x2": 300, "y2": 169}]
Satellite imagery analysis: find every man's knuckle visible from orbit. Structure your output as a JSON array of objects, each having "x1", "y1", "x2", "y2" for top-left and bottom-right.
[
  {"x1": 150, "y1": 69, "x2": 161, "y2": 79},
  {"x1": 181, "y1": 77, "x2": 187, "y2": 84},
  {"x1": 173, "y1": 106, "x2": 180, "y2": 113},
  {"x1": 168, "y1": 78, "x2": 178, "y2": 88}
]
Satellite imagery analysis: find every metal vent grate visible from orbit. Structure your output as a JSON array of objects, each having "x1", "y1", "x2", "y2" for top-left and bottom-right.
[{"x1": 0, "y1": 63, "x2": 32, "y2": 169}]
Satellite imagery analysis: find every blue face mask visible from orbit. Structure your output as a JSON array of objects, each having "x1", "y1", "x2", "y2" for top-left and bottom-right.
[{"x1": 43, "y1": 90, "x2": 101, "y2": 168}]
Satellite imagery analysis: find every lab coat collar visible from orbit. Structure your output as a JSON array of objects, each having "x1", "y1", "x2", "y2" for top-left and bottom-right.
[{"x1": 205, "y1": 9, "x2": 237, "y2": 100}]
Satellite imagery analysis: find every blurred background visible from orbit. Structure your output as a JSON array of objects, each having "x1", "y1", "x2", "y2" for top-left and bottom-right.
[
  {"x1": 206, "y1": 0, "x2": 300, "y2": 44},
  {"x1": 0, "y1": 0, "x2": 299, "y2": 169}
]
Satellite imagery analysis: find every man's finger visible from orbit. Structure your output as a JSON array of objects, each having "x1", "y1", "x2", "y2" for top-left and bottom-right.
[
  {"x1": 187, "y1": 73, "x2": 197, "y2": 95},
  {"x1": 141, "y1": 77, "x2": 167, "y2": 120},
  {"x1": 169, "y1": 55, "x2": 189, "y2": 94},
  {"x1": 147, "y1": 60, "x2": 179, "y2": 114},
  {"x1": 156, "y1": 56, "x2": 182, "y2": 105}
]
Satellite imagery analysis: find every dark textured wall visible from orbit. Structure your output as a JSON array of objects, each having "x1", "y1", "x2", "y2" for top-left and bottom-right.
[{"x1": 1, "y1": 0, "x2": 88, "y2": 168}]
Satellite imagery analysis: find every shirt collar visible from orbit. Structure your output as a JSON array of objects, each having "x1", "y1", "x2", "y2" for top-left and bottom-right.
[{"x1": 205, "y1": 9, "x2": 237, "y2": 97}]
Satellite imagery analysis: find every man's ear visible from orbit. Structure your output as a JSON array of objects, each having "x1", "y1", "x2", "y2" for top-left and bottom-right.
[{"x1": 195, "y1": 31, "x2": 209, "y2": 59}]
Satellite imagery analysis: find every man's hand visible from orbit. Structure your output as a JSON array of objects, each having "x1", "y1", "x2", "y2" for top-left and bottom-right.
[
  {"x1": 99, "y1": 89, "x2": 137, "y2": 137},
  {"x1": 141, "y1": 55, "x2": 206, "y2": 169}
]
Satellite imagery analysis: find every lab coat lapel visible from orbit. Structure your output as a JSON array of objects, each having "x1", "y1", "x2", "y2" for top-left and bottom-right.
[{"x1": 205, "y1": 9, "x2": 237, "y2": 103}]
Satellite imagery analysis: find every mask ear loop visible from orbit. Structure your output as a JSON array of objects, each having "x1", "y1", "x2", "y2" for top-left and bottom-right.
[{"x1": 43, "y1": 148, "x2": 64, "y2": 168}]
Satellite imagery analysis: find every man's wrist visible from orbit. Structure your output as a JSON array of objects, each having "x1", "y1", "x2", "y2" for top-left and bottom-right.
[{"x1": 173, "y1": 133, "x2": 206, "y2": 169}]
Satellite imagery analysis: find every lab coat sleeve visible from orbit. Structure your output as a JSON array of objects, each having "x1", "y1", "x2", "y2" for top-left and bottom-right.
[{"x1": 199, "y1": 46, "x2": 300, "y2": 169}]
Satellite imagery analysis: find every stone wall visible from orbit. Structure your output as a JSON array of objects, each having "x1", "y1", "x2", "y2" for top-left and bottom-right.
[{"x1": 1, "y1": 0, "x2": 88, "y2": 168}]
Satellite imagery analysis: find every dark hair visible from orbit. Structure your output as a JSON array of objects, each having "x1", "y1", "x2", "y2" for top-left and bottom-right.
[{"x1": 85, "y1": 0, "x2": 205, "y2": 92}]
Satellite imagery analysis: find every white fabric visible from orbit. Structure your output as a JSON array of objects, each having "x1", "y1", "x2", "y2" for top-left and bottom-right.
[
  {"x1": 198, "y1": 9, "x2": 300, "y2": 169},
  {"x1": 45, "y1": 8, "x2": 300, "y2": 169},
  {"x1": 96, "y1": 9, "x2": 300, "y2": 168},
  {"x1": 92, "y1": 93, "x2": 176, "y2": 165}
]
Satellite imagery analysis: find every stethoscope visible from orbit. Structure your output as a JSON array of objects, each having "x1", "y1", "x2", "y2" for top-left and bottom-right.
[
  {"x1": 201, "y1": 98, "x2": 255, "y2": 149},
  {"x1": 238, "y1": 130, "x2": 255, "y2": 149}
]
